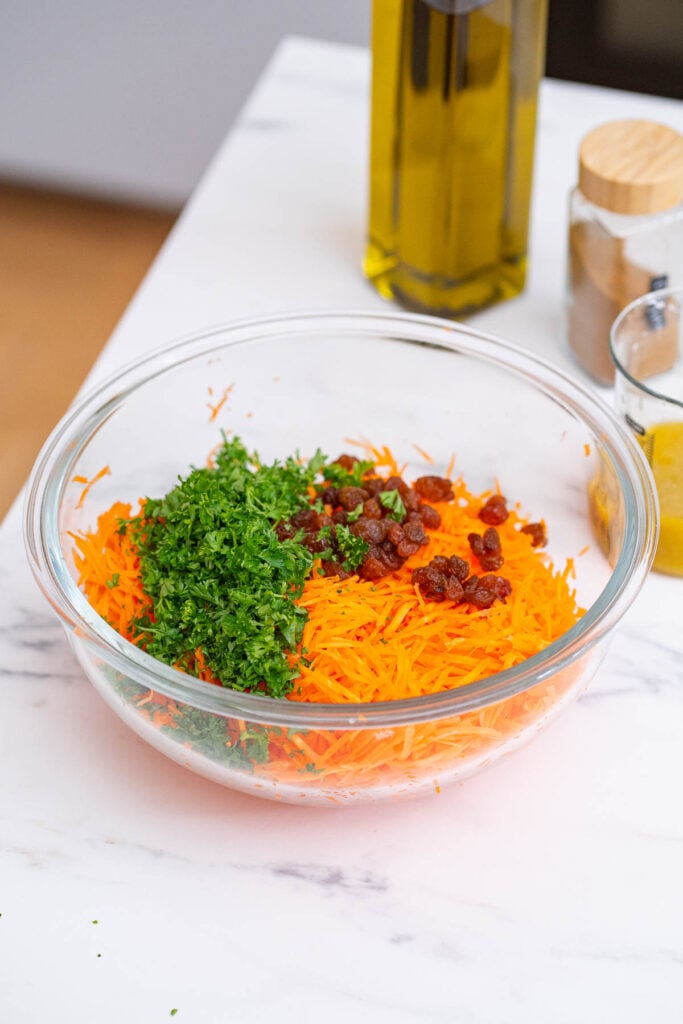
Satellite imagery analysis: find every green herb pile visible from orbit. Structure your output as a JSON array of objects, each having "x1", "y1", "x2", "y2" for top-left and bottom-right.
[{"x1": 126, "y1": 437, "x2": 370, "y2": 699}]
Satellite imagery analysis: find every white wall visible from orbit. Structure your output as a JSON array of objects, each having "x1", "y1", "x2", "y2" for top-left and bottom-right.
[{"x1": 0, "y1": 1, "x2": 369, "y2": 207}]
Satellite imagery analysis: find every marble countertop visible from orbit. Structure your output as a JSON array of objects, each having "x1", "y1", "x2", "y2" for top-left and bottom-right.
[{"x1": 2, "y1": 37, "x2": 683, "y2": 1023}]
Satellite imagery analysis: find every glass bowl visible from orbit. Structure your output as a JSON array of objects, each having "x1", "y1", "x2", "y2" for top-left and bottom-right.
[{"x1": 24, "y1": 312, "x2": 657, "y2": 804}]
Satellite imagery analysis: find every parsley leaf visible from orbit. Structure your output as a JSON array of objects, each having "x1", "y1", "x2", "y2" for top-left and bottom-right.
[
  {"x1": 379, "y1": 490, "x2": 406, "y2": 522},
  {"x1": 335, "y1": 525, "x2": 369, "y2": 571}
]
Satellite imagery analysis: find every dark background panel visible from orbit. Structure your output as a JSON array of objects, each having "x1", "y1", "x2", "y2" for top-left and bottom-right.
[{"x1": 546, "y1": 0, "x2": 683, "y2": 100}]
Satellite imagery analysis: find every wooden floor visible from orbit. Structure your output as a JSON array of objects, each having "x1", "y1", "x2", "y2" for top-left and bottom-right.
[{"x1": 0, "y1": 183, "x2": 177, "y2": 521}]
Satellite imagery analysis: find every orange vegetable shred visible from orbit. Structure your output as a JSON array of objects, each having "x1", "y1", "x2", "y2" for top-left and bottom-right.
[
  {"x1": 206, "y1": 384, "x2": 234, "y2": 423},
  {"x1": 71, "y1": 454, "x2": 585, "y2": 793}
]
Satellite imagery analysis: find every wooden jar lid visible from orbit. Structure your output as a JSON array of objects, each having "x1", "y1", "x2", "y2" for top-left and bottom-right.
[{"x1": 578, "y1": 120, "x2": 683, "y2": 215}]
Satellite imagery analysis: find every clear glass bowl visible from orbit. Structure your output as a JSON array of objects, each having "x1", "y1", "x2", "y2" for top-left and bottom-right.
[{"x1": 24, "y1": 312, "x2": 657, "y2": 804}]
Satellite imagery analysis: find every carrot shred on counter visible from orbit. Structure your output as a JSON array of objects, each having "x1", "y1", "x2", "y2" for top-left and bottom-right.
[{"x1": 71, "y1": 470, "x2": 584, "y2": 791}]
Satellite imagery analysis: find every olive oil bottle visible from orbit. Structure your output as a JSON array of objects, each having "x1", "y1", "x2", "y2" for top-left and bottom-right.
[{"x1": 364, "y1": 0, "x2": 547, "y2": 317}]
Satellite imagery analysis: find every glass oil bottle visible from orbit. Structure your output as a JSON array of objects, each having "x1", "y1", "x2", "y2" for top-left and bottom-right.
[{"x1": 364, "y1": 0, "x2": 548, "y2": 317}]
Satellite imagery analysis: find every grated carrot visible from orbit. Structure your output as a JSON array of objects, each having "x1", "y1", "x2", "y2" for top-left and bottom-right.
[
  {"x1": 206, "y1": 384, "x2": 234, "y2": 422},
  {"x1": 71, "y1": 462, "x2": 585, "y2": 793},
  {"x1": 70, "y1": 501, "x2": 151, "y2": 640},
  {"x1": 412, "y1": 443, "x2": 435, "y2": 465},
  {"x1": 73, "y1": 465, "x2": 111, "y2": 510}
]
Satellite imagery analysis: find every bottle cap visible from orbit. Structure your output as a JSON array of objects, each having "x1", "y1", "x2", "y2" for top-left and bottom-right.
[{"x1": 578, "y1": 120, "x2": 683, "y2": 215}]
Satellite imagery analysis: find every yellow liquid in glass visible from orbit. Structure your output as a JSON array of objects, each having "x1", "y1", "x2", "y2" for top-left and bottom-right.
[
  {"x1": 642, "y1": 422, "x2": 683, "y2": 575},
  {"x1": 364, "y1": 0, "x2": 546, "y2": 317},
  {"x1": 588, "y1": 422, "x2": 683, "y2": 576}
]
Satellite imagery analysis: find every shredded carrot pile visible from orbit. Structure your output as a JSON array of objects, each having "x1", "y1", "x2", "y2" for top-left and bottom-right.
[
  {"x1": 289, "y1": 479, "x2": 578, "y2": 704},
  {"x1": 70, "y1": 455, "x2": 585, "y2": 795},
  {"x1": 71, "y1": 501, "x2": 151, "y2": 641},
  {"x1": 258, "y1": 675, "x2": 579, "y2": 794}
]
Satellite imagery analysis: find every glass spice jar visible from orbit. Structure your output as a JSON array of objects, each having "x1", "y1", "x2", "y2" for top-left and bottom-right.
[{"x1": 567, "y1": 119, "x2": 683, "y2": 385}]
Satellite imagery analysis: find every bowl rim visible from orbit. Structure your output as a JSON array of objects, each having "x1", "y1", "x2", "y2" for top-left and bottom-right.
[{"x1": 24, "y1": 309, "x2": 658, "y2": 728}]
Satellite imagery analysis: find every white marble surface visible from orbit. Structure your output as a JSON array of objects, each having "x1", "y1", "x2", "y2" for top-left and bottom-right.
[{"x1": 2, "y1": 37, "x2": 683, "y2": 1023}]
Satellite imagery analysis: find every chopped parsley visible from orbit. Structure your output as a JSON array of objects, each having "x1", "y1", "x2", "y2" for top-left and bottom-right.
[
  {"x1": 129, "y1": 437, "x2": 326, "y2": 698},
  {"x1": 335, "y1": 524, "x2": 369, "y2": 571},
  {"x1": 322, "y1": 458, "x2": 374, "y2": 487},
  {"x1": 117, "y1": 439, "x2": 416, "y2": 700}
]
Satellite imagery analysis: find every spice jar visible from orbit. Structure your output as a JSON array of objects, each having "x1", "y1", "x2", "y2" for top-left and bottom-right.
[
  {"x1": 364, "y1": 0, "x2": 548, "y2": 318},
  {"x1": 567, "y1": 119, "x2": 683, "y2": 385}
]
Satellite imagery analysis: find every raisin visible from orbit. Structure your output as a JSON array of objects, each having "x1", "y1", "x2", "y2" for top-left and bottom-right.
[
  {"x1": 397, "y1": 539, "x2": 420, "y2": 559},
  {"x1": 403, "y1": 519, "x2": 427, "y2": 544},
  {"x1": 363, "y1": 477, "x2": 385, "y2": 497},
  {"x1": 462, "y1": 573, "x2": 511, "y2": 609},
  {"x1": 332, "y1": 454, "x2": 360, "y2": 472},
  {"x1": 362, "y1": 498, "x2": 383, "y2": 520},
  {"x1": 481, "y1": 552, "x2": 503, "y2": 571},
  {"x1": 383, "y1": 475, "x2": 410, "y2": 495},
  {"x1": 302, "y1": 531, "x2": 330, "y2": 554},
  {"x1": 468, "y1": 528, "x2": 503, "y2": 571},
  {"x1": 351, "y1": 518, "x2": 387, "y2": 544},
  {"x1": 358, "y1": 553, "x2": 387, "y2": 581},
  {"x1": 418, "y1": 503, "x2": 441, "y2": 529},
  {"x1": 468, "y1": 532, "x2": 485, "y2": 558},
  {"x1": 448, "y1": 555, "x2": 469, "y2": 581},
  {"x1": 319, "y1": 486, "x2": 338, "y2": 506},
  {"x1": 482, "y1": 527, "x2": 501, "y2": 552},
  {"x1": 332, "y1": 509, "x2": 348, "y2": 525},
  {"x1": 411, "y1": 554, "x2": 471, "y2": 604},
  {"x1": 462, "y1": 576, "x2": 497, "y2": 609},
  {"x1": 338, "y1": 486, "x2": 369, "y2": 511},
  {"x1": 414, "y1": 476, "x2": 454, "y2": 502},
  {"x1": 291, "y1": 508, "x2": 320, "y2": 530},
  {"x1": 402, "y1": 489, "x2": 420, "y2": 513},
  {"x1": 412, "y1": 566, "x2": 447, "y2": 602},
  {"x1": 444, "y1": 576, "x2": 465, "y2": 602},
  {"x1": 379, "y1": 541, "x2": 404, "y2": 571},
  {"x1": 484, "y1": 574, "x2": 512, "y2": 601},
  {"x1": 386, "y1": 522, "x2": 405, "y2": 546},
  {"x1": 274, "y1": 521, "x2": 295, "y2": 541},
  {"x1": 521, "y1": 521, "x2": 547, "y2": 547},
  {"x1": 479, "y1": 495, "x2": 508, "y2": 525},
  {"x1": 321, "y1": 559, "x2": 351, "y2": 580}
]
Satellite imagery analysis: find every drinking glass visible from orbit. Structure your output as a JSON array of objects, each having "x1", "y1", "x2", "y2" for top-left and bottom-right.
[{"x1": 610, "y1": 286, "x2": 683, "y2": 575}]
